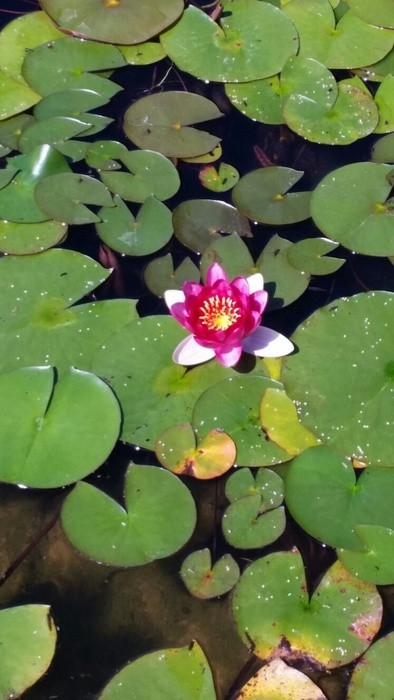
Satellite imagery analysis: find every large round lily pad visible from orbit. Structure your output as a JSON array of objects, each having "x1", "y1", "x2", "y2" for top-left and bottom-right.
[
  {"x1": 311, "y1": 162, "x2": 394, "y2": 255},
  {"x1": 99, "y1": 642, "x2": 216, "y2": 699},
  {"x1": 160, "y1": 2, "x2": 298, "y2": 83},
  {"x1": 40, "y1": 0, "x2": 184, "y2": 45},
  {"x1": 0, "y1": 366, "x2": 120, "y2": 488},
  {"x1": 0, "y1": 604, "x2": 57, "y2": 698},
  {"x1": 346, "y1": 0, "x2": 394, "y2": 28},
  {"x1": 232, "y1": 550, "x2": 382, "y2": 667},
  {"x1": 123, "y1": 91, "x2": 223, "y2": 158},
  {"x1": 281, "y1": 292, "x2": 394, "y2": 466},
  {"x1": 61, "y1": 464, "x2": 196, "y2": 566},
  {"x1": 35, "y1": 172, "x2": 114, "y2": 225},
  {"x1": 0, "y1": 219, "x2": 67, "y2": 255},
  {"x1": 338, "y1": 525, "x2": 394, "y2": 584}
]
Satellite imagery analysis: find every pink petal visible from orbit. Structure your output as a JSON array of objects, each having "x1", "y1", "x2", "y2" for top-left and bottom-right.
[
  {"x1": 242, "y1": 326, "x2": 294, "y2": 358},
  {"x1": 173, "y1": 336, "x2": 216, "y2": 366},
  {"x1": 231, "y1": 276, "x2": 249, "y2": 296},
  {"x1": 183, "y1": 281, "x2": 202, "y2": 298},
  {"x1": 164, "y1": 289, "x2": 185, "y2": 310},
  {"x1": 215, "y1": 344, "x2": 243, "y2": 367},
  {"x1": 247, "y1": 272, "x2": 264, "y2": 294},
  {"x1": 205, "y1": 263, "x2": 228, "y2": 287}
]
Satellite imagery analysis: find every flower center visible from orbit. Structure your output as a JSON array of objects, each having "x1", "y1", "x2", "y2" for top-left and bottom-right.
[{"x1": 199, "y1": 295, "x2": 241, "y2": 331}]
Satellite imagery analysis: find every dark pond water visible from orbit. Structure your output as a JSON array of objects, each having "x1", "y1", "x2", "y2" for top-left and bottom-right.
[{"x1": 0, "y1": 1, "x2": 393, "y2": 698}]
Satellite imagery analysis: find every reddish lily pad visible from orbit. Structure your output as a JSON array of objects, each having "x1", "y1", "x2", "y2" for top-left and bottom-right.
[
  {"x1": 180, "y1": 549, "x2": 240, "y2": 599},
  {"x1": 199, "y1": 163, "x2": 239, "y2": 193}
]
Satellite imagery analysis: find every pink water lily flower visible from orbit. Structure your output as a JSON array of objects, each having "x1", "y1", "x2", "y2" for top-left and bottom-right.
[{"x1": 164, "y1": 263, "x2": 294, "y2": 367}]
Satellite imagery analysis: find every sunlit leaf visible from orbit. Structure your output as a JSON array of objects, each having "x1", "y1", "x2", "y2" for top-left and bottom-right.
[
  {"x1": 235, "y1": 658, "x2": 328, "y2": 699},
  {"x1": 338, "y1": 525, "x2": 394, "y2": 584},
  {"x1": 143, "y1": 254, "x2": 200, "y2": 297},
  {"x1": 35, "y1": 172, "x2": 113, "y2": 224},
  {"x1": 173, "y1": 199, "x2": 251, "y2": 254},
  {"x1": 232, "y1": 167, "x2": 311, "y2": 224},
  {"x1": 180, "y1": 549, "x2": 240, "y2": 599},
  {"x1": 348, "y1": 632, "x2": 394, "y2": 700}
]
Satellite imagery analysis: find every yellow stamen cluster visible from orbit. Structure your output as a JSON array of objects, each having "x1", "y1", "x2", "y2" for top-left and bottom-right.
[{"x1": 199, "y1": 295, "x2": 241, "y2": 331}]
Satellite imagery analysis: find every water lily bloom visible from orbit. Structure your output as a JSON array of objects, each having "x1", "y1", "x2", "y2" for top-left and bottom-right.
[{"x1": 164, "y1": 263, "x2": 294, "y2": 367}]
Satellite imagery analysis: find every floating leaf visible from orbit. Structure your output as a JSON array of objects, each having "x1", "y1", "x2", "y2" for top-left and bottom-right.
[
  {"x1": 222, "y1": 468, "x2": 285, "y2": 548},
  {"x1": 0, "y1": 248, "x2": 137, "y2": 374},
  {"x1": 348, "y1": 632, "x2": 394, "y2": 700},
  {"x1": 346, "y1": 0, "x2": 394, "y2": 28},
  {"x1": 85, "y1": 140, "x2": 128, "y2": 170},
  {"x1": 160, "y1": 2, "x2": 298, "y2": 82},
  {"x1": 232, "y1": 167, "x2": 311, "y2": 225},
  {"x1": 18, "y1": 116, "x2": 92, "y2": 154},
  {"x1": 173, "y1": 199, "x2": 251, "y2": 254},
  {"x1": 35, "y1": 172, "x2": 113, "y2": 224},
  {"x1": 192, "y1": 376, "x2": 290, "y2": 467},
  {"x1": 283, "y1": 0, "x2": 394, "y2": 68},
  {"x1": 143, "y1": 254, "x2": 200, "y2": 297},
  {"x1": 200, "y1": 232, "x2": 255, "y2": 281},
  {"x1": 281, "y1": 292, "x2": 394, "y2": 466},
  {"x1": 0, "y1": 113, "x2": 35, "y2": 155},
  {"x1": 182, "y1": 144, "x2": 222, "y2": 164},
  {"x1": 118, "y1": 41, "x2": 166, "y2": 65},
  {"x1": 286, "y1": 237, "x2": 345, "y2": 274},
  {"x1": 40, "y1": 0, "x2": 184, "y2": 45},
  {"x1": 0, "y1": 69, "x2": 40, "y2": 120},
  {"x1": 0, "y1": 145, "x2": 70, "y2": 223},
  {"x1": 22, "y1": 37, "x2": 126, "y2": 97},
  {"x1": 284, "y1": 446, "x2": 394, "y2": 549},
  {"x1": 199, "y1": 163, "x2": 239, "y2": 193},
  {"x1": 0, "y1": 605, "x2": 57, "y2": 698},
  {"x1": 96, "y1": 194, "x2": 173, "y2": 256},
  {"x1": 374, "y1": 75, "x2": 394, "y2": 133},
  {"x1": 260, "y1": 388, "x2": 320, "y2": 456},
  {"x1": 61, "y1": 464, "x2": 196, "y2": 566},
  {"x1": 180, "y1": 549, "x2": 240, "y2": 599},
  {"x1": 256, "y1": 234, "x2": 310, "y2": 310},
  {"x1": 33, "y1": 88, "x2": 113, "y2": 137},
  {"x1": 155, "y1": 423, "x2": 236, "y2": 479},
  {"x1": 232, "y1": 550, "x2": 382, "y2": 667},
  {"x1": 354, "y1": 47, "x2": 394, "y2": 82},
  {"x1": 123, "y1": 91, "x2": 223, "y2": 158},
  {"x1": 235, "y1": 659, "x2": 328, "y2": 700},
  {"x1": 0, "y1": 366, "x2": 120, "y2": 488},
  {"x1": 338, "y1": 525, "x2": 394, "y2": 584},
  {"x1": 99, "y1": 149, "x2": 180, "y2": 202},
  {"x1": 372, "y1": 132, "x2": 394, "y2": 163},
  {"x1": 99, "y1": 642, "x2": 216, "y2": 700},
  {"x1": 311, "y1": 162, "x2": 394, "y2": 255},
  {"x1": 0, "y1": 219, "x2": 67, "y2": 255}
]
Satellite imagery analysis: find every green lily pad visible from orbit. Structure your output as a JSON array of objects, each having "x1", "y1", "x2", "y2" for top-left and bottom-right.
[
  {"x1": 0, "y1": 366, "x2": 120, "y2": 488},
  {"x1": 260, "y1": 388, "x2": 320, "y2": 457},
  {"x1": 22, "y1": 37, "x2": 126, "y2": 97},
  {"x1": 40, "y1": 0, "x2": 184, "y2": 45},
  {"x1": 283, "y1": 0, "x2": 394, "y2": 68},
  {"x1": 123, "y1": 91, "x2": 223, "y2": 158},
  {"x1": 374, "y1": 75, "x2": 394, "y2": 133},
  {"x1": 0, "y1": 219, "x2": 67, "y2": 255},
  {"x1": 0, "y1": 248, "x2": 137, "y2": 374},
  {"x1": 256, "y1": 234, "x2": 310, "y2": 310},
  {"x1": 90, "y1": 316, "x2": 236, "y2": 447},
  {"x1": 286, "y1": 237, "x2": 345, "y2": 274},
  {"x1": 348, "y1": 632, "x2": 394, "y2": 700},
  {"x1": 284, "y1": 446, "x2": 394, "y2": 549},
  {"x1": 0, "y1": 70, "x2": 40, "y2": 120},
  {"x1": 0, "y1": 113, "x2": 35, "y2": 155},
  {"x1": 372, "y1": 132, "x2": 394, "y2": 163},
  {"x1": 346, "y1": 0, "x2": 394, "y2": 28},
  {"x1": 236, "y1": 659, "x2": 328, "y2": 700},
  {"x1": 192, "y1": 376, "x2": 290, "y2": 467},
  {"x1": 200, "y1": 232, "x2": 255, "y2": 282},
  {"x1": 172, "y1": 199, "x2": 252, "y2": 254},
  {"x1": 143, "y1": 254, "x2": 200, "y2": 297},
  {"x1": 96, "y1": 194, "x2": 173, "y2": 256},
  {"x1": 199, "y1": 163, "x2": 240, "y2": 193},
  {"x1": 281, "y1": 292, "x2": 394, "y2": 466},
  {"x1": 99, "y1": 642, "x2": 216, "y2": 700},
  {"x1": 0, "y1": 11, "x2": 64, "y2": 84},
  {"x1": 99, "y1": 149, "x2": 180, "y2": 202},
  {"x1": 118, "y1": 41, "x2": 166, "y2": 65},
  {"x1": 222, "y1": 467, "x2": 285, "y2": 548},
  {"x1": 155, "y1": 423, "x2": 236, "y2": 479},
  {"x1": 180, "y1": 549, "x2": 240, "y2": 599},
  {"x1": 61, "y1": 463, "x2": 196, "y2": 566},
  {"x1": 232, "y1": 550, "x2": 382, "y2": 667},
  {"x1": 225, "y1": 55, "x2": 336, "y2": 125},
  {"x1": 182, "y1": 144, "x2": 222, "y2": 164},
  {"x1": 310, "y1": 162, "x2": 394, "y2": 255},
  {"x1": 232, "y1": 167, "x2": 311, "y2": 225},
  {"x1": 35, "y1": 172, "x2": 113, "y2": 225},
  {"x1": 338, "y1": 525, "x2": 394, "y2": 584},
  {"x1": 17, "y1": 116, "x2": 92, "y2": 154},
  {"x1": 160, "y1": 2, "x2": 298, "y2": 83},
  {"x1": 283, "y1": 79, "x2": 378, "y2": 145},
  {"x1": 33, "y1": 88, "x2": 113, "y2": 137},
  {"x1": 85, "y1": 140, "x2": 128, "y2": 170},
  {"x1": 0, "y1": 145, "x2": 71, "y2": 223},
  {"x1": 0, "y1": 604, "x2": 57, "y2": 698}
]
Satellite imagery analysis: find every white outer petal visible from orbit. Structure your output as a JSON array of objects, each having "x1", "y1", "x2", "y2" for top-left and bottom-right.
[
  {"x1": 242, "y1": 326, "x2": 294, "y2": 358},
  {"x1": 164, "y1": 288, "x2": 185, "y2": 310},
  {"x1": 173, "y1": 336, "x2": 216, "y2": 366},
  {"x1": 247, "y1": 272, "x2": 264, "y2": 294}
]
